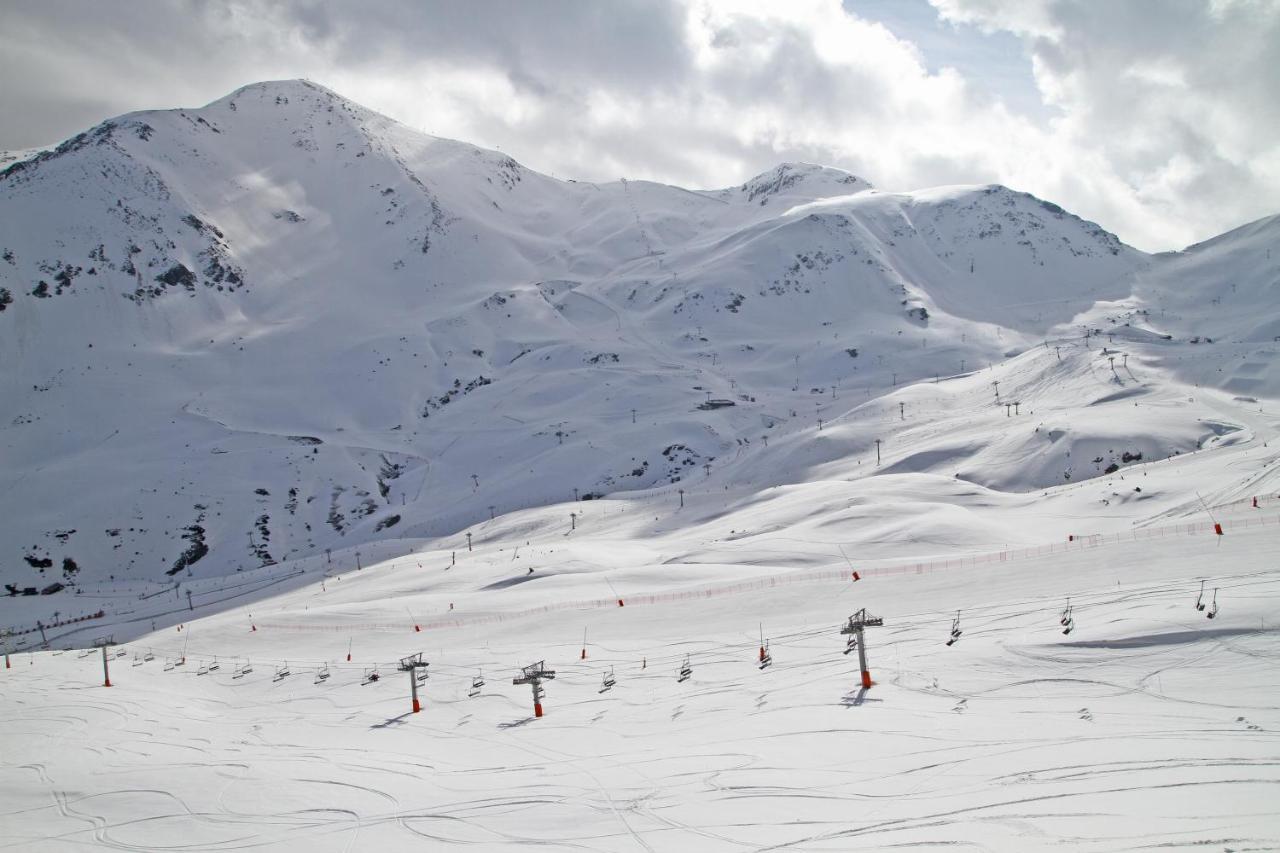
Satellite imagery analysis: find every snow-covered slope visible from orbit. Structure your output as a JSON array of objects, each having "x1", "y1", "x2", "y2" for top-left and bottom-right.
[
  {"x1": 3, "y1": 80, "x2": 1280, "y2": 852},
  {"x1": 0, "y1": 79, "x2": 1274, "y2": 619}
]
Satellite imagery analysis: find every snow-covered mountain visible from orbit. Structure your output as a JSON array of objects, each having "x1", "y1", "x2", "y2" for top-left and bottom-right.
[{"x1": 0, "y1": 79, "x2": 1275, "y2": 614}]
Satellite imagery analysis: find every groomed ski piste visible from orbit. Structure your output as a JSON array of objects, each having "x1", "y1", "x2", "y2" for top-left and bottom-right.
[
  {"x1": 3, "y1": 517, "x2": 1279, "y2": 851},
  {"x1": 2, "y1": 80, "x2": 1280, "y2": 850},
  {"x1": 4, "y1": 375, "x2": 1280, "y2": 851}
]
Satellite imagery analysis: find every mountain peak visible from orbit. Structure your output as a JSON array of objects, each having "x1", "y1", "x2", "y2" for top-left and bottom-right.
[
  {"x1": 211, "y1": 78, "x2": 343, "y2": 107},
  {"x1": 736, "y1": 162, "x2": 872, "y2": 206}
]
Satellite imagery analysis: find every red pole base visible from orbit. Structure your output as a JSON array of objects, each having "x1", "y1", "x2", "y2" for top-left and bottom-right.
[
  {"x1": 851, "y1": 571, "x2": 860, "y2": 581},
  {"x1": 1253, "y1": 497, "x2": 1259, "y2": 508},
  {"x1": 251, "y1": 625, "x2": 256, "y2": 632},
  {"x1": 414, "y1": 625, "x2": 421, "y2": 632},
  {"x1": 534, "y1": 702, "x2": 543, "y2": 718},
  {"x1": 580, "y1": 649, "x2": 586, "y2": 660},
  {"x1": 346, "y1": 653, "x2": 352, "y2": 662},
  {"x1": 1214, "y1": 523, "x2": 1224, "y2": 536},
  {"x1": 104, "y1": 679, "x2": 112, "y2": 688},
  {"x1": 412, "y1": 698, "x2": 421, "y2": 713},
  {"x1": 861, "y1": 670, "x2": 872, "y2": 689},
  {"x1": 617, "y1": 598, "x2": 624, "y2": 607},
  {"x1": 759, "y1": 646, "x2": 766, "y2": 662}
]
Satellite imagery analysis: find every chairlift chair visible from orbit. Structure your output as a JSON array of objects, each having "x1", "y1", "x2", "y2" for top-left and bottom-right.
[
  {"x1": 946, "y1": 610, "x2": 962, "y2": 646},
  {"x1": 361, "y1": 666, "x2": 380, "y2": 685},
  {"x1": 1062, "y1": 616, "x2": 1074, "y2": 636},
  {"x1": 132, "y1": 653, "x2": 145, "y2": 667},
  {"x1": 415, "y1": 667, "x2": 429, "y2": 685},
  {"x1": 468, "y1": 671, "x2": 484, "y2": 697},
  {"x1": 677, "y1": 655, "x2": 692, "y2": 682},
  {"x1": 759, "y1": 642, "x2": 773, "y2": 669},
  {"x1": 233, "y1": 661, "x2": 252, "y2": 679},
  {"x1": 197, "y1": 661, "x2": 210, "y2": 676},
  {"x1": 208, "y1": 658, "x2": 220, "y2": 672},
  {"x1": 1060, "y1": 598, "x2": 1073, "y2": 626},
  {"x1": 1195, "y1": 580, "x2": 1207, "y2": 611},
  {"x1": 843, "y1": 634, "x2": 858, "y2": 655},
  {"x1": 273, "y1": 662, "x2": 291, "y2": 682},
  {"x1": 115, "y1": 648, "x2": 127, "y2": 658},
  {"x1": 1207, "y1": 588, "x2": 1219, "y2": 619},
  {"x1": 143, "y1": 650, "x2": 155, "y2": 662},
  {"x1": 163, "y1": 657, "x2": 176, "y2": 672},
  {"x1": 600, "y1": 667, "x2": 616, "y2": 693},
  {"x1": 314, "y1": 664, "x2": 330, "y2": 684}
]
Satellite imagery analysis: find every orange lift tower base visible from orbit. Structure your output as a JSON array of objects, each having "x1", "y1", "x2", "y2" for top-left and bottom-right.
[
  {"x1": 398, "y1": 653, "x2": 429, "y2": 713},
  {"x1": 93, "y1": 635, "x2": 116, "y2": 687},
  {"x1": 841, "y1": 609, "x2": 883, "y2": 689},
  {"x1": 514, "y1": 660, "x2": 556, "y2": 718}
]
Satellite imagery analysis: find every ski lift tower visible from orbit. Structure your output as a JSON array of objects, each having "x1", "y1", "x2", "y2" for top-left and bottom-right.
[
  {"x1": 398, "y1": 652, "x2": 429, "y2": 713},
  {"x1": 92, "y1": 635, "x2": 115, "y2": 687},
  {"x1": 513, "y1": 660, "x2": 556, "y2": 718},
  {"x1": 841, "y1": 608, "x2": 883, "y2": 689}
]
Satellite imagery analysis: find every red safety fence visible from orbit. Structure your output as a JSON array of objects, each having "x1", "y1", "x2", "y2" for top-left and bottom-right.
[
  {"x1": 4, "y1": 610, "x2": 105, "y2": 638},
  {"x1": 258, "y1": 508, "x2": 1279, "y2": 634}
]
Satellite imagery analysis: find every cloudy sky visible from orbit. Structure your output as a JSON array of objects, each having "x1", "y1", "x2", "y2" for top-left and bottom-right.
[{"x1": 2, "y1": 0, "x2": 1276, "y2": 252}]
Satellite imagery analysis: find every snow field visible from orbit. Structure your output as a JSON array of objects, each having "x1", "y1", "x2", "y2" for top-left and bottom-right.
[{"x1": 3, "y1": 515, "x2": 1278, "y2": 851}]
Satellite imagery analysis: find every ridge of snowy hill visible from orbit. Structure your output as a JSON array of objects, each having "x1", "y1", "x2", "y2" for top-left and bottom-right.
[{"x1": 0, "y1": 80, "x2": 1276, "y2": 626}]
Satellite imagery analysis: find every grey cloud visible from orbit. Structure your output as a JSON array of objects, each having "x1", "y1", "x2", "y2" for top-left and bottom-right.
[{"x1": 1, "y1": 0, "x2": 1276, "y2": 252}]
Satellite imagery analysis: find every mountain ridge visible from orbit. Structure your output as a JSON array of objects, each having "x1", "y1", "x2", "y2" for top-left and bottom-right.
[{"x1": 0, "y1": 80, "x2": 1274, "y2": 623}]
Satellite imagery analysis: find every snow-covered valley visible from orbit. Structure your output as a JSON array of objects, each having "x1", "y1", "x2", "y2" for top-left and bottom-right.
[{"x1": 2, "y1": 80, "x2": 1278, "y2": 850}]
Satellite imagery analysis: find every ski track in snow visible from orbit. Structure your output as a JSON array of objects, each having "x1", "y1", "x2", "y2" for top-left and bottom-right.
[{"x1": 4, "y1": 523, "x2": 1280, "y2": 850}]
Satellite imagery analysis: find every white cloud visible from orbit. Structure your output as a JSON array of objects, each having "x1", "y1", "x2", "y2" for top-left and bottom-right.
[
  {"x1": 0, "y1": 0, "x2": 1275, "y2": 251},
  {"x1": 931, "y1": 0, "x2": 1280, "y2": 248}
]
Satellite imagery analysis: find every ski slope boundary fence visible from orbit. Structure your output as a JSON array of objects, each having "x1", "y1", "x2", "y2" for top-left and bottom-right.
[{"x1": 256, "y1": 505, "x2": 1280, "y2": 634}]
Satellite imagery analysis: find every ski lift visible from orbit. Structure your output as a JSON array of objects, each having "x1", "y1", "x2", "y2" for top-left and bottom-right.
[
  {"x1": 1207, "y1": 588, "x2": 1219, "y2": 619},
  {"x1": 314, "y1": 664, "x2": 330, "y2": 684},
  {"x1": 677, "y1": 655, "x2": 692, "y2": 683},
  {"x1": 132, "y1": 653, "x2": 145, "y2": 667},
  {"x1": 233, "y1": 661, "x2": 253, "y2": 679},
  {"x1": 361, "y1": 666, "x2": 380, "y2": 685},
  {"x1": 468, "y1": 670, "x2": 484, "y2": 697},
  {"x1": 599, "y1": 667, "x2": 616, "y2": 693},
  {"x1": 1195, "y1": 580, "x2": 1206, "y2": 611},
  {"x1": 173, "y1": 656, "x2": 186, "y2": 667},
  {"x1": 1060, "y1": 598, "x2": 1073, "y2": 626},
  {"x1": 163, "y1": 657, "x2": 176, "y2": 672},
  {"x1": 415, "y1": 666, "x2": 429, "y2": 686},
  {"x1": 197, "y1": 661, "x2": 210, "y2": 676},
  {"x1": 115, "y1": 648, "x2": 127, "y2": 659},
  {"x1": 759, "y1": 642, "x2": 773, "y2": 670},
  {"x1": 143, "y1": 649, "x2": 155, "y2": 662},
  {"x1": 946, "y1": 610, "x2": 962, "y2": 646},
  {"x1": 1062, "y1": 614, "x2": 1074, "y2": 636},
  {"x1": 843, "y1": 634, "x2": 859, "y2": 655},
  {"x1": 273, "y1": 662, "x2": 291, "y2": 682},
  {"x1": 78, "y1": 648, "x2": 93, "y2": 659},
  {"x1": 208, "y1": 657, "x2": 220, "y2": 672}
]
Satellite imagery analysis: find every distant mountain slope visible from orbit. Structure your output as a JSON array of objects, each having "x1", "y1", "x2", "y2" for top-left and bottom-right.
[{"x1": 0, "y1": 80, "x2": 1273, "y2": 607}]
